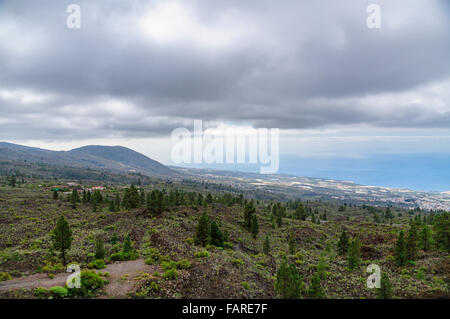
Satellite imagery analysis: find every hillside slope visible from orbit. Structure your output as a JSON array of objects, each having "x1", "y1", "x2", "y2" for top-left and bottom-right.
[{"x1": 0, "y1": 142, "x2": 171, "y2": 177}]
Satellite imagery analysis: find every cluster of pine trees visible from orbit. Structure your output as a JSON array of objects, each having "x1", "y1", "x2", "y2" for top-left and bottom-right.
[
  {"x1": 194, "y1": 212, "x2": 229, "y2": 248},
  {"x1": 243, "y1": 200, "x2": 259, "y2": 239}
]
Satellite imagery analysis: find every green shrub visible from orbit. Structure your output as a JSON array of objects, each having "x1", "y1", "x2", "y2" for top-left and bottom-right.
[
  {"x1": 194, "y1": 251, "x2": 210, "y2": 258},
  {"x1": 145, "y1": 257, "x2": 155, "y2": 265},
  {"x1": 34, "y1": 287, "x2": 49, "y2": 298},
  {"x1": 231, "y1": 258, "x2": 245, "y2": 267},
  {"x1": 110, "y1": 251, "x2": 138, "y2": 261},
  {"x1": 50, "y1": 286, "x2": 69, "y2": 298},
  {"x1": 161, "y1": 260, "x2": 177, "y2": 271},
  {"x1": 416, "y1": 269, "x2": 425, "y2": 280},
  {"x1": 88, "y1": 259, "x2": 106, "y2": 269},
  {"x1": 163, "y1": 268, "x2": 178, "y2": 280},
  {"x1": 176, "y1": 259, "x2": 192, "y2": 269},
  {"x1": 241, "y1": 281, "x2": 250, "y2": 290},
  {"x1": 0, "y1": 272, "x2": 12, "y2": 281},
  {"x1": 71, "y1": 270, "x2": 105, "y2": 296}
]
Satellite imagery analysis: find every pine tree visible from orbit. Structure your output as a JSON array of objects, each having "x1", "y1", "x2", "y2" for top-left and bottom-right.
[
  {"x1": 70, "y1": 189, "x2": 79, "y2": 209},
  {"x1": 206, "y1": 193, "x2": 213, "y2": 205},
  {"x1": 110, "y1": 233, "x2": 118, "y2": 245},
  {"x1": 433, "y1": 213, "x2": 449, "y2": 252},
  {"x1": 308, "y1": 273, "x2": 324, "y2": 299},
  {"x1": 250, "y1": 214, "x2": 259, "y2": 239},
  {"x1": 95, "y1": 237, "x2": 106, "y2": 260},
  {"x1": 194, "y1": 212, "x2": 210, "y2": 246},
  {"x1": 53, "y1": 190, "x2": 59, "y2": 200},
  {"x1": 263, "y1": 235, "x2": 271, "y2": 255},
  {"x1": 51, "y1": 215, "x2": 73, "y2": 265},
  {"x1": 376, "y1": 272, "x2": 393, "y2": 299},
  {"x1": 210, "y1": 220, "x2": 224, "y2": 247},
  {"x1": 295, "y1": 204, "x2": 307, "y2": 220},
  {"x1": 274, "y1": 259, "x2": 303, "y2": 299},
  {"x1": 9, "y1": 175, "x2": 16, "y2": 187},
  {"x1": 394, "y1": 230, "x2": 407, "y2": 266},
  {"x1": 420, "y1": 225, "x2": 432, "y2": 252},
  {"x1": 406, "y1": 223, "x2": 418, "y2": 261},
  {"x1": 347, "y1": 237, "x2": 360, "y2": 270},
  {"x1": 316, "y1": 255, "x2": 328, "y2": 279},
  {"x1": 288, "y1": 232, "x2": 296, "y2": 255},
  {"x1": 123, "y1": 234, "x2": 132, "y2": 253},
  {"x1": 123, "y1": 184, "x2": 140, "y2": 209},
  {"x1": 197, "y1": 193, "x2": 203, "y2": 206},
  {"x1": 337, "y1": 230, "x2": 349, "y2": 256},
  {"x1": 108, "y1": 199, "x2": 116, "y2": 212},
  {"x1": 114, "y1": 193, "x2": 121, "y2": 210},
  {"x1": 243, "y1": 201, "x2": 255, "y2": 230}
]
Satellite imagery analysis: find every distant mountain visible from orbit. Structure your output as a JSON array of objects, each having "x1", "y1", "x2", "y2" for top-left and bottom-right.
[{"x1": 0, "y1": 142, "x2": 171, "y2": 177}]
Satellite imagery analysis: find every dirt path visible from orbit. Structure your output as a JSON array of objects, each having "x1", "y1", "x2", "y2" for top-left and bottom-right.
[{"x1": 0, "y1": 259, "x2": 158, "y2": 298}]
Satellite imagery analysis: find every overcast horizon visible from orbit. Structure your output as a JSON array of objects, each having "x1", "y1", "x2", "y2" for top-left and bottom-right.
[{"x1": 1, "y1": 0, "x2": 449, "y2": 191}]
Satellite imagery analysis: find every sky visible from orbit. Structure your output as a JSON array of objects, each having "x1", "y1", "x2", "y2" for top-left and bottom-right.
[{"x1": 0, "y1": 0, "x2": 449, "y2": 191}]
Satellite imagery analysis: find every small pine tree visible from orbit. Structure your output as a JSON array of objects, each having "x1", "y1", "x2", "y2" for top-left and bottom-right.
[
  {"x1": 115, "y1": 193, "x2": 121, "y2": 211},
  {"x1": 433, "y1": 213, "x2": 449, "y2": 252},
  {"x1": 420, "y1": 225, "x2": 432, "y2": 252},
  {"x1": 308, "y1": 273, "x2": 324, "y2": 299},
  {"x1": 95, "y1": 237, "x2": 106, "y2": 260},
  {"x1": 194, "y1": 212, "x2": 210, "y2": 246},
  {"x1": 210, "y1": 220, "x2": 224, "y2": 247},
  {"x1": 110, "y1": 233, "x2": 118, "y2": 245},
  {"x1": 51, "y1": 215, "x2": 73, "y2": 265},
  {"x1": 108, "y1": 200, "x2": 116, "y2": 212},
  {"x1": 376, "y1": 272, "x2": 393, "y2": 299},
  {"x1": 316, "y1": 255, "x2": 328, "y2": 279},
  {"x1": 288, "y1": 232, "x2": 296, "y2": 255},
  {"x1": 250, "y1": 214, "x2": 259, "y2": 239},
  {"x1": 123, "y1": 234, "x2": 132, "y2": 253},
  {"x1": 263, "y1": 235, "x2": 271, "y2": 255},
  {"x1": 70, "y1": 189, "x2": 78, "y2": 209},
  {"x1": 347, "y1": 237, "x2": 360, "y2": 270},
  {"x1": 243, "y1": 201, "x2": 255, "y2": 230},
  {"x1": 394, "y1": 230, "x2": 406, "y2": 266},
  {"x1": 337, "y1": 230, "x2": 349, "y2": 256},
  {"x1": 274, "y1": 259, "x2": 303, "y2": 299},
  {"x1": 406, "y1": 223, "x2": 418, "y2": 261}
]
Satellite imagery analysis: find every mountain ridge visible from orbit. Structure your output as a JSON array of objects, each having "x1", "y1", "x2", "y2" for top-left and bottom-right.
[{"x1": 0, "y1": 142, "x2": 171, "y2": 177}]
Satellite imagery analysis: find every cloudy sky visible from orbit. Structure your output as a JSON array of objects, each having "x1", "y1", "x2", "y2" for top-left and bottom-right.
[{"x1": 0, "y1": 0, "x2": 449, "y2": 190}]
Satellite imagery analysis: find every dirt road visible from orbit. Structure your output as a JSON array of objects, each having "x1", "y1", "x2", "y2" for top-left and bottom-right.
[{"x1": 0, "y1": 259, "x2": 158, "y2": 298}]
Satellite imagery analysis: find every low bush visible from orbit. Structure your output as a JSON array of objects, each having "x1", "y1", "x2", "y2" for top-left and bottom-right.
[
  {"x1": 194, "y1": 251, "x2": 210, "y2": 258},
  {"x1": 70, "y1": 270, "x2": 105, "y2": 296},
  {"x1": 0, "y1": 272, "x2": 12, "y2": 281},
  {"x1": 176, "y1": 259, "x2": 192, "y2": 269},
  {"x1": 50, "y1": 286, "x2": 69, "y2": 298},
  {"x1": 88, "y1": 259, "x2": 106, "y2": 269},
  {"x1": 163, "y1": 268, "x2": 178, "y2": 280}
]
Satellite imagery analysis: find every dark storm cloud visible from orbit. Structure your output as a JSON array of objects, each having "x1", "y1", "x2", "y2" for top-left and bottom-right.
[{"x1": 0, "y1": 0, "x2": 449, "y2": 140}]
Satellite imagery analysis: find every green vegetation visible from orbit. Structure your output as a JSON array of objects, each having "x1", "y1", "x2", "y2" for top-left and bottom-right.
[
  {"x1": 0, "y1": 177, "x2": 448, "y2": 299},
  {"x1": 51, "y1": 215, "x2": 73, "y2": 265}
]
